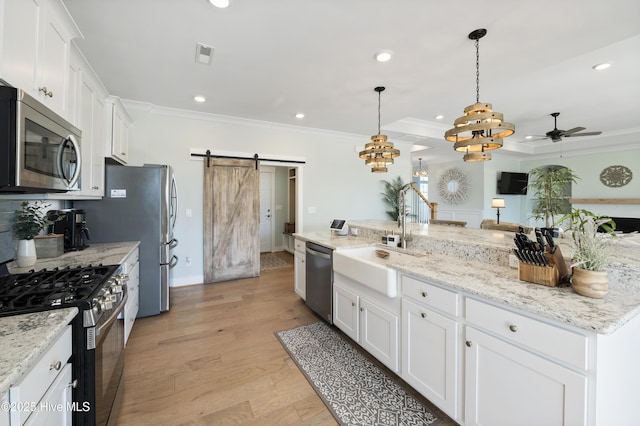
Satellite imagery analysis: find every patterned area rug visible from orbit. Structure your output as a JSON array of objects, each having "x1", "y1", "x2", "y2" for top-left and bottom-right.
[
  {"x1": 276, "y1": 322, "x2": 440, "y2": 426},
  {"x1": 260, "y1": 252, "x2": 292, "y2": 271}
]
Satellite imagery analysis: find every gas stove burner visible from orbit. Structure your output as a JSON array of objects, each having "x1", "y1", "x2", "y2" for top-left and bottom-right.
[{"x1": 0, "y1": 264, "x2": 119, "y2": 315}]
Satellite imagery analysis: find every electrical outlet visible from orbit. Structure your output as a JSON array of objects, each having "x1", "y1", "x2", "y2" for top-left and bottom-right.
[
  {"x1": 185, "y1": 257, "x2": 192, "y2": 266},
  {"x1": 508, "y1": 254, "x2": 519, "y2": 269},
  {"x1": 186, "y1": 208, "x2": 192, "y2": 217}
]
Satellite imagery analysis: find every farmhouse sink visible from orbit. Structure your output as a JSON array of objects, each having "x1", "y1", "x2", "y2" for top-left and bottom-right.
[{"x1": 333, "y1": 246, "x2": 419, "y2": 297}]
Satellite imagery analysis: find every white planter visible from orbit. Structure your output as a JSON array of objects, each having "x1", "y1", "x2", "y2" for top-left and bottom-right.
[{"x1": 16, "y1": 239, "x2": 37, "y2": 267}]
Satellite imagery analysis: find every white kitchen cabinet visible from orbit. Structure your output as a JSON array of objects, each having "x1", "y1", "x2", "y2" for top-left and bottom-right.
[
  {"x1": 333, "y1": 283, "x2": 358, "y2": 341},
  {"x1": 464, "y1": 326, "x2": 587, "y2": 426},
  {"x1": 1, "y1": 393, "x2": 9, "y2": 426},
  {"x1": 402, "y1": 298, "x2": 458, "y2": 420},
  {"x1": 359, "y1": 298, "x2": 398, "y2": 372},
  {"x1": 9, "y1": 326, "x2": 72, "y2": 425},
  {"x1": 122, "y1": 247, "x2": 140, "y2": 345},
  {"x1": 333, "y1": 280, "x2": 399, "y2": 372},
  {"x1": 464, "y1": 298, "x2": 587, "y2": 426},
  {"x1": 70, "y1": 46, "x2": 107, "y2": 198},
  {"x1": 293, "y1": 238, "x2": 305, "y2": 299},
  {"x1": 0, "y1": 0, "x2": 81, "y2": 120},
  {"x1": 105, "y1": 96, "x2": 131, "y2": 165},
  {"x1": 23, "y1": 363, "x2": 72, "y2": 426}
]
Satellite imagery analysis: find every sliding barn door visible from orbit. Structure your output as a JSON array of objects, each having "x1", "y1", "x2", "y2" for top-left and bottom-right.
[{"x1": 203, "y1": 158, "x2": 260, "y2": 283}]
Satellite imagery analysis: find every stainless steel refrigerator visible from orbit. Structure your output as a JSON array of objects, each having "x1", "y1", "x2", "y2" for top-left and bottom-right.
[{"x1": 75, "y1": 164, "x2": 178, "y2": 317}]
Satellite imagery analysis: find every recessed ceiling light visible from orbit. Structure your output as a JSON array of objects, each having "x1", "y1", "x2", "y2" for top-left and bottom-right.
[
  {"x1": 435, "y1": 115, "x2": 444, "y2": 120},
  {"x1": 592, "y1": 63, "x2": 611, "y2": 71},
  {"x1": 295, "y1": 113, "x2": 305, "y2": 119},
  {"x1": 194, "y1": 95, "x2": 206, "y2": 103},
  {"x1": 209, "y1": 0, "x2": 229, "y2": 8},
  {"x1": 525, "y1": 135, "x2": 533, "y2": 140},
  {"x1": 374, "y1": 51, "x2": 392, "y2": 62}
]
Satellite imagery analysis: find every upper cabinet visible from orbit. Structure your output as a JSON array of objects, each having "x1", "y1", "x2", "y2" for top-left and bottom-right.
[
  {"x1": 105, "y1": 96, "x2": 131, "y2": 165},
  {"x1": 0, "y1": 0, "x2": 82, "y2": 121}
]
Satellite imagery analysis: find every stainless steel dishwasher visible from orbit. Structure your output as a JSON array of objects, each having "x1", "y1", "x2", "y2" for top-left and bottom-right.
[{"x1": 305, "y1": 241, "x2": 333, "y2": 324}]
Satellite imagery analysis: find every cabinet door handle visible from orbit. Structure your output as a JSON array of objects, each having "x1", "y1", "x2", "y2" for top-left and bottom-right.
[
  {"x1": 421, "y1": 291, "x2": 428, "y2": 298},
  {"x1": 39, "y1": 86, "x2": 53, "y2": 97},
  {"x1": 69, "y1": 379, "x2": 78, "y2": 389},
  {"x1": 360, "y1": 307, "x2": 364, "y2": 312},
  {"x1": 465, "y1": 341, "x2": 472, "y2": 347},
  {"x1": 509, "y1": 324, "x2": 518, "y2": 333},
  {"x1": 420, "y1": 312, "x2": 427, "y2": 318},
  {"x1": 50, "y1": 360, "x2": 62, "y2": 371},
  {"x1": 351, "y1": 302, "x2": 355, "y2": 307}
]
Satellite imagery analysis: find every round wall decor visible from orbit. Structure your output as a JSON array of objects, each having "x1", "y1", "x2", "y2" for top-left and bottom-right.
[
  {"x1": 600, "y1": 165, "x2": 632, "y2": 188},
  {"x1": 438, "y1": 167, "x2": 470, "y2": 205}
]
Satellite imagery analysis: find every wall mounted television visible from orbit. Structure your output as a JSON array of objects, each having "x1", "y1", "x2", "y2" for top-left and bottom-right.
[{"x1": 498, "y1": 172, "x2": 529, "y2": 195}]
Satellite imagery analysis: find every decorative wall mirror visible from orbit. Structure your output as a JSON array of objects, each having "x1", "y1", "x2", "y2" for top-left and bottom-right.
[{"x1": 438, "y1": 168, "x2": 470, "y2": 205}]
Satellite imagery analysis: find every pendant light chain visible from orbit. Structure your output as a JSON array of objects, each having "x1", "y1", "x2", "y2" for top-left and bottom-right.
[
  {"x1": 377, "y1": 89, "x2": 382, "y2": 135},
  {"x1": 475, "y1": 38, "x2": 480, "y2": 104}
]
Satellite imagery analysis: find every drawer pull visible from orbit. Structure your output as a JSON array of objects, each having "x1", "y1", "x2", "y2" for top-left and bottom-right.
[
  {"x1": 509, "y1": 324, "x2": 518, "y2": 333},
  {"x1": 421, "y1": 291, "x2": 428, "y2": 298},
  {"x1": 39, "y1": 86, "x2": 53, "y2": 97},
  {"x1": 420, "y1": 312, "x2": 427, "y2": 318},
  {"x1": 465, "y1": 341, "x2": 472, "y2": 347},
  {"x1": 50, "y1": 360, "x2": 62, "y2": 371}
]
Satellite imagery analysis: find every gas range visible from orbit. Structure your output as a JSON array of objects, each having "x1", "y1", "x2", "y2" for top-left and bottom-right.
[{"x1": 0, "y1": 263, "x2": 128, "y2": 425}]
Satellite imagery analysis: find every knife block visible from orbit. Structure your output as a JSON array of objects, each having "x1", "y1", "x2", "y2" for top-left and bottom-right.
[{"x1": 518, "y1": 246, "x2": 569, "y2": 287}]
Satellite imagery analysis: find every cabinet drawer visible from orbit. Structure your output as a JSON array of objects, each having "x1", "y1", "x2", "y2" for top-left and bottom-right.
[
  {"x1": 465, "y1": 298, "x2": 587, "y2": 370},
  {"x1": 294, "y1": 239, "x2": 305, "y2": 253},
  {"x1": 402, "y1": 275, "x2": 459, "y2": 317},
  {"x1": 10, "y1": 326, "x2": 72, "y2": 424}
]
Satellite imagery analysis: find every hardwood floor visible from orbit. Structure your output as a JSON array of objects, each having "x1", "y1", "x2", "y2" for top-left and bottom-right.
[{"x1": 115, "y1": 254, "x2": 456, "y2": 425}]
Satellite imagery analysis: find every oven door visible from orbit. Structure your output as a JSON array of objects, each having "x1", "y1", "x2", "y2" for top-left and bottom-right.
[{"x1": 94, "y1": 293, "x2": 127, "y2": 426}]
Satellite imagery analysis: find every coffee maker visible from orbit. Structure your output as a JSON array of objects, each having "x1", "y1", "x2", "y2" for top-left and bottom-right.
[{"x1": 48, "y1": 209, "x2": 90, "y2": 251}]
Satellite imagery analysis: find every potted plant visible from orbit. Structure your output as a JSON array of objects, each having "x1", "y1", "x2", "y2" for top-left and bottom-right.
[
  {"x1": 528, "y1": 166, "x2": 580, "y2": 232},
  {"x1": 561, "y1": 208, "x2": 616, "y2": 298},
  {"x1": 381, "y1": 176, "x2": 411, "y2": 221},
  {"x1": 12, "y1": 201, "x2": 57, "y2": 267}
]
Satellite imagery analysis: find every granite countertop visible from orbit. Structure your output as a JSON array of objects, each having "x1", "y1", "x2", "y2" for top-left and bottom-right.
[
  {"x1": 8, "y1": 241, "x2": 140, "y2": 274},
  {"x1": 296, "y1": 224, "x2": 640, "y2": 335},
  {"x1": 0, "y1": 308, "x2": 78, "y2": 396}
]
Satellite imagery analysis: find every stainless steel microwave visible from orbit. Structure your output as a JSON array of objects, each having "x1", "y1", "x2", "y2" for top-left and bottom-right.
[{"x1": 0, "y1": 86, "x2": 82, "y2": 193}]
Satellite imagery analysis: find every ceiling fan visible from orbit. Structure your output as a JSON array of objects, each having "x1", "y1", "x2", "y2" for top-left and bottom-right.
[{"x1": 529, "y1": 112, "x2": 602, "y2": 143}]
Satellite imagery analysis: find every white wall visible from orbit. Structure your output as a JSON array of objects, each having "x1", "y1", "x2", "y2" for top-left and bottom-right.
[{"x1": 124, "y1": 102, "x2": 412, "y2": 286}]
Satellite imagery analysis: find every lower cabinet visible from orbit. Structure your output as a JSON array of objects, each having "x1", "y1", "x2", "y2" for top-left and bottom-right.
[
  {"x1": 333, "y1": 282, "x2": 399, "y2": 373},
  {"x1": 9, "y1": 326, "x2": 73, "y2": 425},
  {"x1": 464, "y1": 326, "x2": 587, "y2": 426},
  {"x1": 122, "y1": 247, "x2": 140, "y2": 345},
  {"x1": 294, "y1": 238, "x2": 305, "y2": 299},
  {"x1": 401, "y1": 298, "x2": 458, "y2": 419}
]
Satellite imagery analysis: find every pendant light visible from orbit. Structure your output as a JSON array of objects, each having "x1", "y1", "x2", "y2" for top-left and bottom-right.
[
  {"x1": 413, "y1": 158, "x2": 428, "y2": 177},
  {"x1": 445, "y1": 29, "x2": 515, "y2": 162},
  {"x1": 359, "y1": 86, "x2": 400, "y2": 173}
]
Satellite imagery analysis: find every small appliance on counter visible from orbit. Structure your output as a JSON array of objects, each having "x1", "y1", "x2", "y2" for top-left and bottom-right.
[
  {"x1": 330, "y1": 219, "x2": 349, "y2": 236},
  {"x1": 48, "y1": 208, "x2": 90, "y2": 251}
]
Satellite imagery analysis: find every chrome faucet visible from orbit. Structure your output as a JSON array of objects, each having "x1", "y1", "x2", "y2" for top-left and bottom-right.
[{"x1": 398, "y1": 189, "x2": 412, "y2": 249}]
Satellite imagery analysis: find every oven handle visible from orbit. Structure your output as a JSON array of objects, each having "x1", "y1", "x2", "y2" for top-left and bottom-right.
[{"x1": 95, "y1": 292, "x2": 128, "y2": 345}]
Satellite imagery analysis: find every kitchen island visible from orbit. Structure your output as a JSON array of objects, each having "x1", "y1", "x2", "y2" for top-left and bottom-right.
[{"x1": 295, "y1": 221, "x2": 640, "y2": 425}]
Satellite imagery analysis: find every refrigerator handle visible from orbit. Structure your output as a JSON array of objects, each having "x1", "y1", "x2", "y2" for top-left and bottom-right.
[{"x1": 161, "y1": 254, "x2": 179, "y2": 268}]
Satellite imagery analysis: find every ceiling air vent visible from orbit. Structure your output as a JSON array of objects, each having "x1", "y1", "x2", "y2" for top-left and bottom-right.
[{"x1": 195, "y1": 43, "x2": 214, "y2": 65}]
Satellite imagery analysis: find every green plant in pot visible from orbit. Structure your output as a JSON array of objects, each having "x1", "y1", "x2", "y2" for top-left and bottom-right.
[
  {"x1": 528, "y1": 166, "x2": 580, "y2": 233},
  {"x1": 561, "y1": 208, "x2": 616, "y2": 298},
  {"x1": 381, "y1": 176, "x2": 411, "y2": 221},
  {"x1": 12, "y1": 201, "x2": 57, "y2": 267}
]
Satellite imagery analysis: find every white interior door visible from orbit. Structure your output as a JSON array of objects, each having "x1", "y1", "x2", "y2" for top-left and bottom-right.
[{"x1": 259, "y1": 168, "x2": 274, "y2": 253}]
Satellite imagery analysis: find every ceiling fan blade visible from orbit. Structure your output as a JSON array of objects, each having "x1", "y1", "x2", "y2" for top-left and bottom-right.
[
  {"x1": 561, "y1": 127, "x2": 586, "y2": 135},
  {"x1": 565, "y1": 131, "x2": 602, "y2": 137}
]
